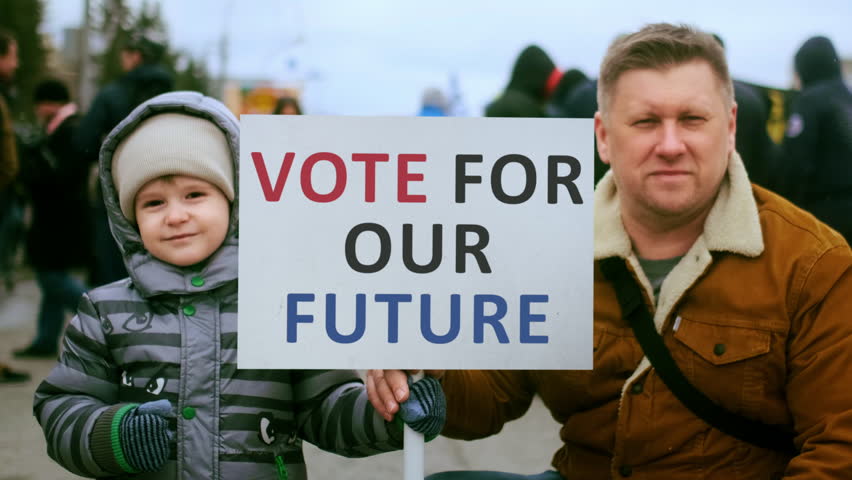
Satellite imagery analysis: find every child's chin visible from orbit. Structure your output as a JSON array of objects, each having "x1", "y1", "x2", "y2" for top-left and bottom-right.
[{"x1": 163, "y1": 253, "x2": 207, "y2": 267}]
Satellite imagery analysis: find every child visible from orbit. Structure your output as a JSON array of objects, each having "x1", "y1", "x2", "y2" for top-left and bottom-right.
[{"x1": 33, "y1": 92, "x2": 444, "y2": 479}]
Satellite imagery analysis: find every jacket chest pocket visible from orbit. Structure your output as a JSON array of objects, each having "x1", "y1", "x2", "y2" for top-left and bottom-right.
[{"x1": 671, "y1": 315, "x2": 780, "y2": 415}]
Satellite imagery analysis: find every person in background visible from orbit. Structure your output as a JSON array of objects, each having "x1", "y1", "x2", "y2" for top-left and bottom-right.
[
  {"x1": 485, "y1": 45, "x2": 561, "y2": 118},
  {"x1": 777, "y1": 35, "x2": 852, "y2": 243},
  {"x1": 712, "y1": 33, "x2": 779, "y2": 189},
  {"x1": 273, "y1": 95, "x2": 302, "y2": 115},
  {"x1": 0, "y1": 29, "x2": 18, "y2": 190},
  {"x1": 544, "y1": 68, "x2": 588, "y2": 118},
  {"x1": 75, "y1": 30, "x2": 174, "y2": 287},
  {"x1": 0, "y1": 28, "x2": 30, "y2": 384},
  {"x1": 418, "y1": 87, "x2": 449, "y2": 116},
  {"x1": 546, "y1": 75, "x2": 611, "y2": 185},
  {"x1": 369, "y1": 23, "x2": 852, "y2": 479},
  {"x1": 14, "y1": 78, "x2": 90, "y2": 358},
  {"x1": 0, "y1": 28, "x2": 24, "y2": 292}
]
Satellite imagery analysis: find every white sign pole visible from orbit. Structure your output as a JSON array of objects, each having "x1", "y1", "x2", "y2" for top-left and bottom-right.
[{"x1": 403, "y1": 371, "x2": 425, "y2": 480}]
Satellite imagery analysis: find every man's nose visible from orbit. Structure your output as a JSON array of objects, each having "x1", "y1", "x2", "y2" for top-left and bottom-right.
[{"x1": 656, "y1": 122, "x2": 687, "y2": 159}]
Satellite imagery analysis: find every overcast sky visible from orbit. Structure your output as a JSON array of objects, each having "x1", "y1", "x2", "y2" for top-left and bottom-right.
[{"x1": 42, "y1": 0, "x2": 851, "y2": 115}]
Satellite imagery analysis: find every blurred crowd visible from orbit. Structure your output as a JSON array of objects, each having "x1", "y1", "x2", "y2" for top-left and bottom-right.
[{"x1": 0, "y1": 27, "x2": 850, "y2": 381}]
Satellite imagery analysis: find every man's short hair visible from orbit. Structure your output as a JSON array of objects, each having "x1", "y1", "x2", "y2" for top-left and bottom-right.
[
  {"x1": 0, "y1": 29, "x2": 15, "y2": 56},
  {"x1": 597, "y1": 23, "x2": 734, "y2": 117}
]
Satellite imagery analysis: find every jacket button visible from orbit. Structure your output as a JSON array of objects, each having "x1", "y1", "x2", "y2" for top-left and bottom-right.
[
  {"x1": 630, "y1": 382, "x2": 643, "y2": 394},
  {"x1": 619, "y1": 465, "x2": 633, "y2": 477},
  {"x1": 183, "y1": 305, "x2": 196, "y2": 316},
  {"x1": 191, "y1": 276, "x2": 205, "y2": 287},
  {"x1": 182, "y1": 406, "x2": 196, "y2": 420},
  {"x1": 713, "y1": 343, "x2": 726, "y2": 356}
]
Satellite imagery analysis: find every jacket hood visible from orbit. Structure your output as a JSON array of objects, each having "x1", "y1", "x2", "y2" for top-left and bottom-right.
[
  {"x1": 546, "y1": 68, "x2": 589, "y2": 117},
  {"x1": 795, "y1": 36, "x2": 841, "y2": 87},
  {"x1": 506, "y1": 45, "x2": 558, "y2": 100},
  {"x1": 98, "y1": 91, "x2": 240, "y2": 298}
]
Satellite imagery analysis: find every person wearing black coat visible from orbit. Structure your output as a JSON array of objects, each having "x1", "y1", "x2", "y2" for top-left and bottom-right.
[
  {"x1": 545, "y1": 68, "x2": 588, "y2": 118},
  {"x1": 551, "y1": 78, "x2": 611, "y2": 185},
  {"x1": 0, "y1": 29, "x2": 30, "y2": 382},
  {"x1": 729, "y1": 80, "x2": 779, "y2": 188},
  {"x1": 74, "y1": 31, "x2": 173, "y2": 287},
  {"x1": 778, "y1": 36, "x2": 852, "y2": 242},
  {"x1": 15, "y1": 79, "x2": 90, "y2": 357},
  {"x1": 485, "y1": 45, "x2": 561, "y2": 118}
]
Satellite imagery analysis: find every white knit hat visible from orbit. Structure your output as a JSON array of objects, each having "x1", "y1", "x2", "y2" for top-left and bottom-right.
[{"x1": 112, "y1": 113, "x2": 234, "y2": 222}]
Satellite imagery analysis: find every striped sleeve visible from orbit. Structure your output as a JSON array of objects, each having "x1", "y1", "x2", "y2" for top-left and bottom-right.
[
  {"x1": 293, "y1": 370, "x2": 404, "y2": 457},
  {"x1": 33, "y1": 293, "x2": 124, "y2": 477}
]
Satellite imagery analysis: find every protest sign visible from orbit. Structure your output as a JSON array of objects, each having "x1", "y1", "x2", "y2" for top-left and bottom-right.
[{"x1": 239, "y1": 115, "x2": 593, "y2": 369}]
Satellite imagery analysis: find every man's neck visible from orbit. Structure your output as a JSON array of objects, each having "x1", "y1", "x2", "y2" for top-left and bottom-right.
[{"x1": 621, "y1": 205, "x2": 712, "y2": 260}]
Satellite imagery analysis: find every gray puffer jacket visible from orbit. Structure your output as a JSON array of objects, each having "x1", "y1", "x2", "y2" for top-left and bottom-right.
[{"x1": 33, "y1": 91, "x2": 403, "y2": 479}]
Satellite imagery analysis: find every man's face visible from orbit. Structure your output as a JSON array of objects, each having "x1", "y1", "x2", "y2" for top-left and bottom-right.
[
  {"x1": 35, "y1": 102, "x2": 62, "y2": 125},
  {"x1": 0, "y1": 41, "x2": 19, "y2": 82},
  {"x1": 595, "y1": 60, "x2": 736, "y2": 225},
  {"x1": 120, "y1": 49, "x2": 142, "y2": 72},
  {"x1": 134, "y1": 175, "x2": 230, "y2": 267}
]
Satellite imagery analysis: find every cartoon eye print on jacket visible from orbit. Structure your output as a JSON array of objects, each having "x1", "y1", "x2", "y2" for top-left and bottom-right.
[
  {"x1": 259, "y1": 414, "x2": 276, "y2": 445},
  {"x1": 101, "y1": 318, "x2": 114, "y2": 334},
  {"x1": 123, "y1": 312, "x2": 153, "y2": 332},
  {"x1": 145, "y1": 377, "x2": 167, "y2": 395},
  {"x1": 121, "y1": 371, "x2": 134, "y2": 387},
  {"x1": 142, "y1": 364, "x2": 170, "y2": 396}
]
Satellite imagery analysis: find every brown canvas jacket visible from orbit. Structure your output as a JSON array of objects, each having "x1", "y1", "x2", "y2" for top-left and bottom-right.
[{"x1": 441, "y1": 153, "x2": 852, "y2": 479}]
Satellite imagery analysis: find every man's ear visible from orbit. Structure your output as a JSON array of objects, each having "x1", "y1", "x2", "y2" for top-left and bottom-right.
[
  {"x1": 727, "y1": 101, "x2": 738, "y2": 155},
  {"x1": 594, "y1": 112, "x2": 611, "y2": 165}
]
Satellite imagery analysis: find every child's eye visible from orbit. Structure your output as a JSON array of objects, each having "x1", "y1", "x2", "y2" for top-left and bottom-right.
[
  {"x1": 187, "y1": 191, "x2": 206, "y2": 199},
  {"x1": 142, "y1": 199, "x2": 163, "y2": 208}
]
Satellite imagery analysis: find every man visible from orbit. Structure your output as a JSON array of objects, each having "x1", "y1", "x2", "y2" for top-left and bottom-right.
[
  {"x1": 75, "y1": 30, "x2": 173, "y2": 287},
  {"x1": 0, "y1": 28, "x2": 30, "y2": 383},
  {"x1": 778, "y1": 36, "x2": 852, "y2": 243},
  {"x1": 368, "y1": 23, "x2": 852, "y2": 479}
]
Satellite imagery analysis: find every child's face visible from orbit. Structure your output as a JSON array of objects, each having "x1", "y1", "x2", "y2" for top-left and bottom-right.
[{"x1": 134, "y1": 175, "x2": 230, "y2": 267}]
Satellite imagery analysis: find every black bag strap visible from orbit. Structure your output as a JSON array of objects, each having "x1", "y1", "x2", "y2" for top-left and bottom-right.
[{"x1": 599, "y1": 256, "x2": 797, "y2": 455}]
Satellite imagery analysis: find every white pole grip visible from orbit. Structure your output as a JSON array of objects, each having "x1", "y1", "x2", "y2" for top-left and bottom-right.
[{"x1": 403, "y1": 371, "x2": 425, "y2": 480}]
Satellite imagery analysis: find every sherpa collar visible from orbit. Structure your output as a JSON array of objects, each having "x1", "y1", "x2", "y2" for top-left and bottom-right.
[{"x1": 593, "y1": 152, "x2": 763, "y2": 261}]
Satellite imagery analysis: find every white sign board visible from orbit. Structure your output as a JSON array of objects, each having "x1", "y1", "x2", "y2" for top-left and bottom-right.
[{"x1": 238, "y1": 116, "x2": 593, "y2": 369}]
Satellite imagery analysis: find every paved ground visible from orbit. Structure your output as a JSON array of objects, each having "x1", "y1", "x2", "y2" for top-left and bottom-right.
[{"x1": 0, "y1": 267, "x2": 561, "y2": 479}]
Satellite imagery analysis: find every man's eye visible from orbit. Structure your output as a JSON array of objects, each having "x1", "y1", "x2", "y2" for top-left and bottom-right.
[
  {"x1": 683, "y1": 116, "x2": 706, "y2": 124},
  {"x1": 633, "y1": 119, "x2": 656, "y2": 126}
]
